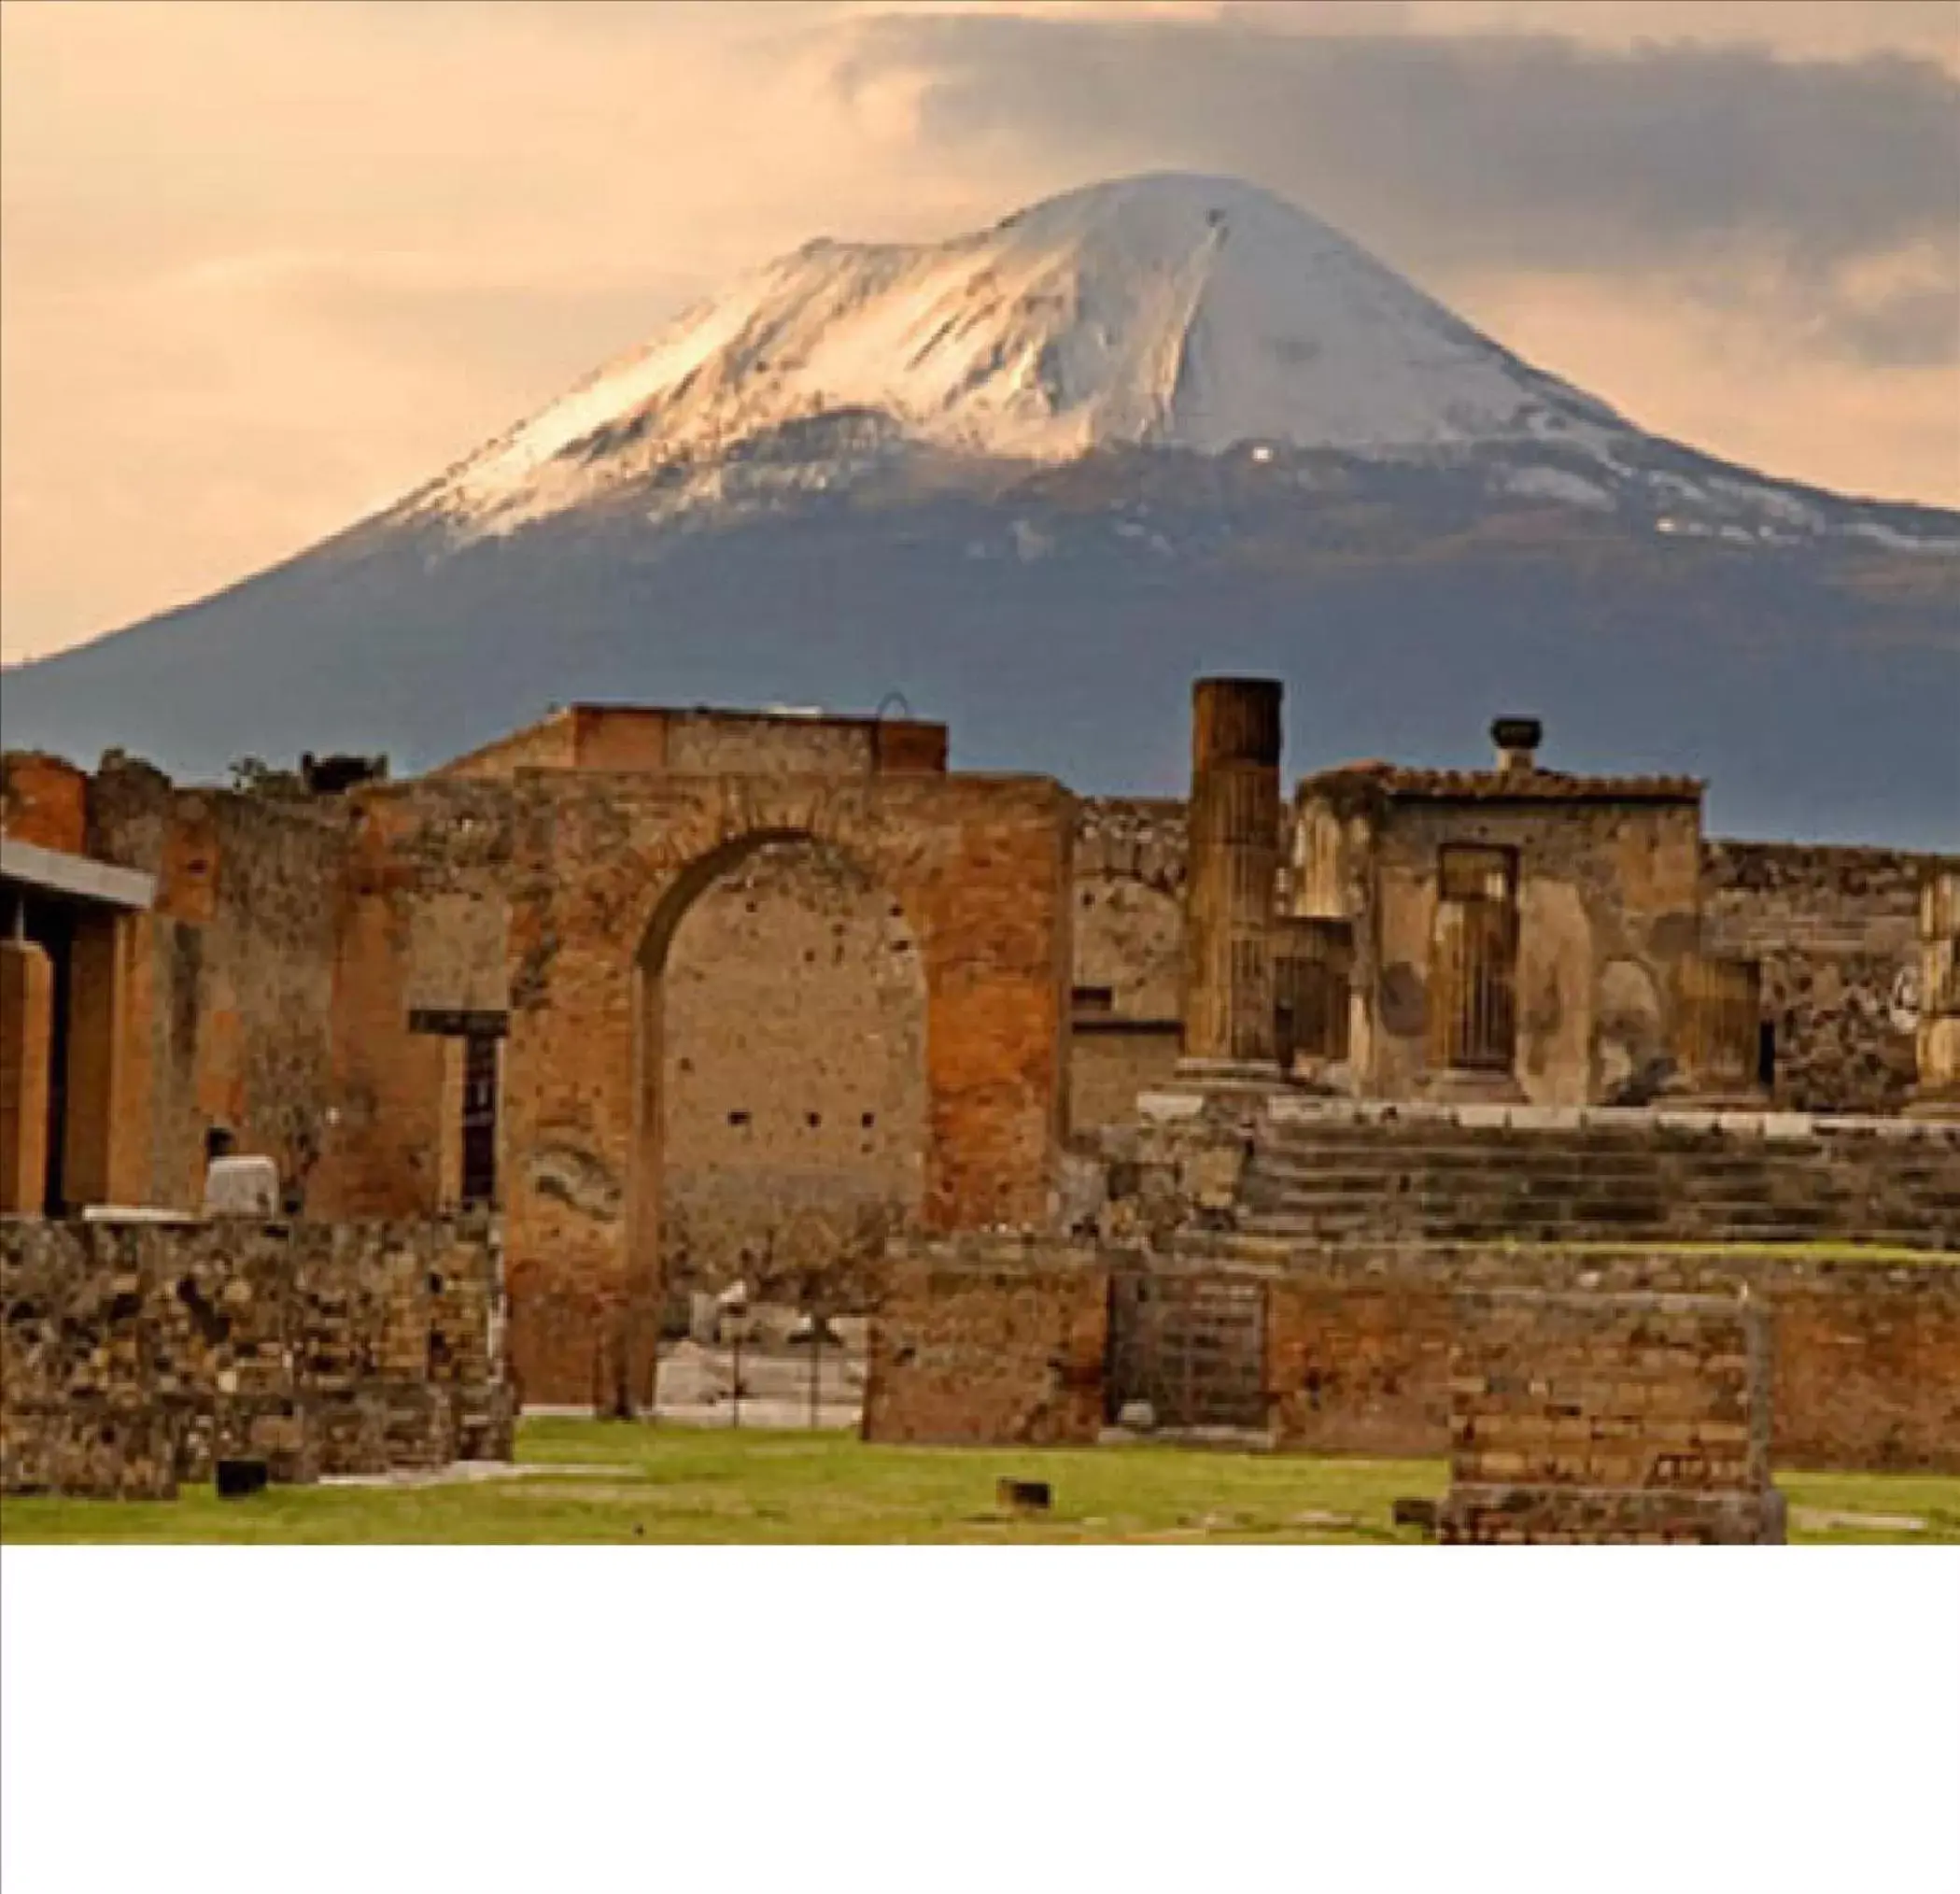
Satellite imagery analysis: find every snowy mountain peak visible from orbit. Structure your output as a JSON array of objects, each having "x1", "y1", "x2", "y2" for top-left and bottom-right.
[{"x1": 427, "y1": 172, "x2": 1625, "y2": 535}]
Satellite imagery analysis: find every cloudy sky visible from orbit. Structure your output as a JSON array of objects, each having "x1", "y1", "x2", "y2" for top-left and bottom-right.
[{"x1": 3, "y1": 0, "x2": 1955, "y2": 664}]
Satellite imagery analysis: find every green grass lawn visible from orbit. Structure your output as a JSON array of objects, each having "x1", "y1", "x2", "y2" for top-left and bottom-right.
[{"x1": 3, "y1": 1420, "x2": 1955, "y2": 1544}]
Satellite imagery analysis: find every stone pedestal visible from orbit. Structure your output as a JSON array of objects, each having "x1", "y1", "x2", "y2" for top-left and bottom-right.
[
  {"x1": 1439, "y1": 1288, "x2": 1784, "y2": 1546},
  {"x1": 1424, "y1": 1067, "x2": 1528, "y2": 1107},
  {"x1": 1910, "y1": 873, "x2": 1959, "y2": 1120},
  {"x1": 0, "y1": 939, "x2": 54, "y2": 1215},
  {"x1": 1178, "y1": 678, "x2": 1284, "y2": 1086}
]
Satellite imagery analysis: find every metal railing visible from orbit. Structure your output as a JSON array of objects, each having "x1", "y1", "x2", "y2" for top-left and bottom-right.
[{"x1": 1275, "y1": 917, "x2": 1353, "y2": 1066}]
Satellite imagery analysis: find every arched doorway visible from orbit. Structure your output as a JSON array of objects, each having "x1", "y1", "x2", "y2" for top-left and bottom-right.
[
  {"x1": 633, "y1": 832, "x2": 927, "y2": 1343},
  {"x1": 500, "y1": 769, "x2": 1072, "y2": 1411}
]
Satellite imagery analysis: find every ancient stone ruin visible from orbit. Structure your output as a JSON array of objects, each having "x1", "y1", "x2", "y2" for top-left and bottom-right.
[{"x1": 3, "y1": 681, "x2": 1955, "y2": 1527}]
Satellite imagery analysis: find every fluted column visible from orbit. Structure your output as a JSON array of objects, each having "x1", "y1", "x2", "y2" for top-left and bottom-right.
[{"x1": 1180, "y1": 678, "x2": 1284, "y2": 1079}]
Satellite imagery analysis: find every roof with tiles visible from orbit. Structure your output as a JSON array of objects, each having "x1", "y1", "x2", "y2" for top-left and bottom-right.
[{"x1": 1298, "y1": 759, "x2": 1705, "y2": 806}]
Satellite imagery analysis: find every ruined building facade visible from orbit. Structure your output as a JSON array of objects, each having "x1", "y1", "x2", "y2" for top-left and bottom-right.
[{"x1": 4, "y1": 690, "x2": 1956, "y2": 1415}]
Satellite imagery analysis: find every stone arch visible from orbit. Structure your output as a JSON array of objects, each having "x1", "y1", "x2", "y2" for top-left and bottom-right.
[
  {"x1": 629, "y1": 827, "x2": 927, "y2": 1340},
  {"x1": 501, "y1": 770, "x2": 1070, "y2": 1410}
]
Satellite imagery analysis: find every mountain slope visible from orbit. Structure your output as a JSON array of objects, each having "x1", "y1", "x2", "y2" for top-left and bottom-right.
[{"x1": 5, "y1": 174, "x2": 1956, "y2": 843}]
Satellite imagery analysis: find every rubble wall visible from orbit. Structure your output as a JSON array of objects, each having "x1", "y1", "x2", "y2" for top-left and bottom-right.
[{"x1": 0, "y1": 1215, "x2": 510, "y2": 1497}]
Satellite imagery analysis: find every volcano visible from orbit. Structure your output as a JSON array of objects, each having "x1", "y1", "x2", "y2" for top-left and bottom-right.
[{"x1": 5, "y1": 174, "x2": 1955, "y2": 843}]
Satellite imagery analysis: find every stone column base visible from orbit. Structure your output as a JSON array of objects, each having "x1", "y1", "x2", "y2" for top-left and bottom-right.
[
  {"x1": 1669, "y1": 1087, "x2": 1772, "y2": 1112},
  {"x1": 1903, "y1": 1090, "x2": 1960, "y2": 1124},
  {"x1": 1423, "y1": 1067, "x2": 1527, "y2": 1106},
  {"x1": 1439, "y1": 1483, "x2": 1786, "y2": 1546},
  {"x1": 1170, "y1": 1057, "x2": 1290, "y2": 1095}
]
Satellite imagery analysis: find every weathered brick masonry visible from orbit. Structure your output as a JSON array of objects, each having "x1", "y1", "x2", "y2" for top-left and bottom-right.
[
  {"x1": 87, "y1": 756, "x2": 347, "y2": 1211},
  {"x1": 1437, "y1": 1289, "x2": 1784, "y2": 1546},
  {"x1": 864, "y1": 1237, "x2": 1960, "y2": 1472},
  {"x1": 864, "y1": 1253, "x2": 1109, "y2": 1446},
  {"x1": 7, "y1": 725, "x2": 1074, "y2": 1415},
  {"x1": 501, "y1": 769, "x2": 1071, "y2": 1407},
  {"x1": 0, "y1": 1217, "x2": 510, "y2": 1498},
  {"x1": 1069, "y1": 798, "x2": 1186, "y2": 1130}
]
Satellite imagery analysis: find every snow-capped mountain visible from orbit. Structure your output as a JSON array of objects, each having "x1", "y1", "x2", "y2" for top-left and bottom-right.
[
  {"x1": 428, "y1": 176, "x2": 1623, "y2": 534},
  {"x1": 5, "y1": 174, "x2": 1956, "y2": 842},
  {"x1": 407, "y1": 174, "x2": 1945, "y2": 558}
]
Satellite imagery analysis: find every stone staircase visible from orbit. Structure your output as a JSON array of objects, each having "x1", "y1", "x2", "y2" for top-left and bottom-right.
[{"x1": 1232, "y1": 1112, "x2": 1960, "y2": 1251}]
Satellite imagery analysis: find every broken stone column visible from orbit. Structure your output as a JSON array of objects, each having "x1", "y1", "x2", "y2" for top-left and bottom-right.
[
  {"x1": 1911, "y1": 869, "x2": 1960, "y2": 1121},
  {"x1": 1178, "y1": 677, "x2": 1284, "y2": 1083}
]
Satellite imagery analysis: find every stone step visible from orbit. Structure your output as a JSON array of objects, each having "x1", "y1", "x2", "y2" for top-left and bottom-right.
[
  {"x1": 1235, "y1": 1198, "x2": 1871, "y2": 1228},
  {"x1": 1241, "y1": 1158, "x2": 1958, "y2": 1198},
  {"x1": 1253, "y1": 1152, "x2": 1953, "y2": 1186},
  {"x1": 1244, "y1": 1172, "x2": 1783, "y2": 1202},
  {"x1": 1243, "y1": 1164, "x2": 1808, "y2": 1194},
  {"x1": 1242, "y1": 1186, "x2": 1871, "y2": 1216},
  {"x1": 1252, "y1": 1130, "x2": 1942, "y2": 1157},
  {"x1": 1255, "y1": 1124, "x2": 1819, "y2": 1151},
  {"x1": 1234, "y1": 1220, "x2": 1860, "y2": 1250},
  {"x1": 1234, "y1": 1193, "x2": 1960, "y2": 1237},
  {"x1": 1168, "y1": 1226, "x2": 1954, "y2": 1265}
]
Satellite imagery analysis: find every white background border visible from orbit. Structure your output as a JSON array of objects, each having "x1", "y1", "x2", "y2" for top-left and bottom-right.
[{"x1": 5, "y1": 1548, "x2": 1957, "y2": 1894}]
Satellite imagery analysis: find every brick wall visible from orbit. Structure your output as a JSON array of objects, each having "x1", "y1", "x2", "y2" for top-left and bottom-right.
[
  {"x1": 84, "y1": 756, "x2": 348, "y2": 1211},
  {"x1": 432, "y1": 706, "x2": 951, "y2": 782},
  {"x1": 312, "y1": 778, "x2": 516, "y2": 1219},
  {"x1": 1263, "y1": 1249, "x2": 1960, "y2": 1473},
  {"x1": 0, "y1": 751, "x2": 90, "y2": 853},
  {"x1": 659, "y1": 836, "x2": 928, "y2": 1311},
  {"x1": 1702, "y1": 841, "x2": 1954, "y2": 1114},
  {"x1": 867, "y1": 1237, "x2": 1960, "y2": 1473},
  {"x1": 0, "y1": 1215, "x2": 511, "y2": 1498},
  {"x1": 1069, "y1": 1024, "x2": 1183, "y2": 1137},
  {"x1": 1438, "y1": 1289, "x2": 1783, "y2": 1544},
  {"x1": 863, "y1": 1252, "x2": 1108, "y2": 1445},
  {"x1": 503, "y1": 770, "x2": 1072, "y2": 1406},
  {"x1": 1266, "y1": 1272, "x2": 1455, "y2": 1456}
]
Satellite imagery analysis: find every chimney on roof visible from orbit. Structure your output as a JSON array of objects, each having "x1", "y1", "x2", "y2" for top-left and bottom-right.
[{"x1": 1491, "y1": 715, "x2": 1543, "y2": 774}]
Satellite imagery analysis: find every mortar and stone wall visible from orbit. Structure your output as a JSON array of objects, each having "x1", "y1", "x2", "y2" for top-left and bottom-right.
[
  {"x1": 85, "y1": 756, "x2": 350, "y2": 1213},
  {"x1": 1291, "y1": 785, "x2": 1707, "y2": 1107},
  {"x1": 435, "y1": 705, "x2": 950, "y2": 784},
  {"x1": 864, "y1": 1233, "x2": 1960, "y2": 1473},
  {"x1": 1437, "y1": 1289, "x2": 1784, "y2": 1545},
  {"x1": 658, "y1": 837, "x2": 928, "y2": 1314},
  {"x1": 310, "y1": 776, "x2": 517, "y2": 1219},
  {"x1": 0, "y1": 1215, "x2": 510, "y2": 1498},
  {"x1": 863, "y1": 1251, "x2": 1109, "y2": 1446},
  {"x1": 502, "y1": 767, "x2": 1071, "y2": 1408},
  {"x1": 1701, "y1": 841, "x2": 1953, "y2": 1116},
  {"x1": 1057, "y1": 792, "x2": 1957, "y2": 1119},
  {"x1": 2, "y1": 750, "x2": 353, "y2": 1216},
  {"x1": 7, "y1": 726, "x2": 1075, "y2": 1417},
  {"x1": 1068, "y1": 799, "x2": 1188, "y2": 1131}
]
